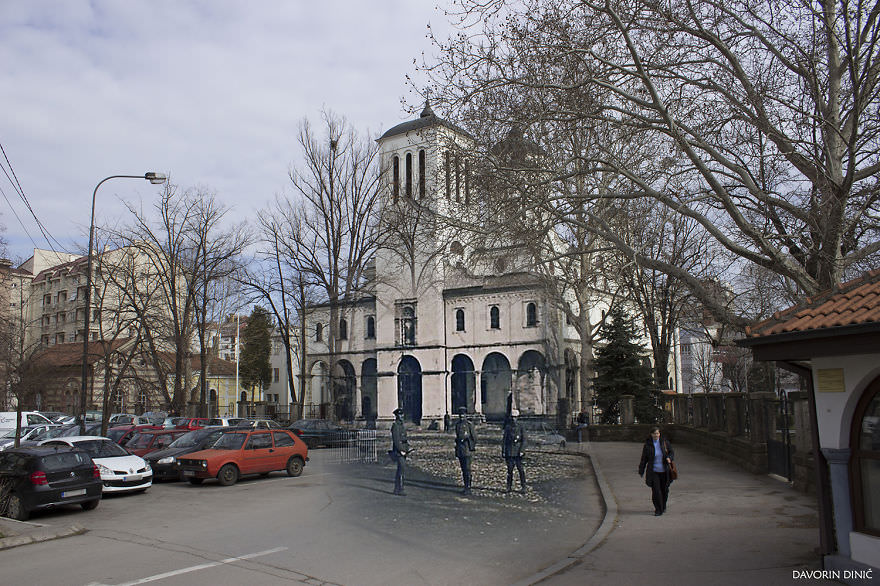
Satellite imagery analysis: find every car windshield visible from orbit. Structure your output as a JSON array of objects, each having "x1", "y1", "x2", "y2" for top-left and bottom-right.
[
  {"x1": 126, "y1": 433, "x2": 156, "y2": 449},
  {"x1": 74, "y1": 439, "x2": 130, "y2": 458},
  {"x1": 211, "y1": 433, "x2": 246, "y2": 450},
  {"x1": 106, "y1": 428, "x2": 129, "y2": 442},
  {"x1": 0, "y1": 429, "x2": 15, "y2": 439},
  {"x1": 41, "y1": 451, "x2": 91, "y2": 471}
]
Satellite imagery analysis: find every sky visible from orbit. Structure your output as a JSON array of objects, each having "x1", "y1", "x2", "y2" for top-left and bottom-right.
[{"x1": 0, "y1": 1, "x2": 454, "y2": 264}]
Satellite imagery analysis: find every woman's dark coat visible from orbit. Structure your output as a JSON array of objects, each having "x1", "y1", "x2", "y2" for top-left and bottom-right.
[{"x1": 638, "y1": 436, "x2": 675, "y2": 487}]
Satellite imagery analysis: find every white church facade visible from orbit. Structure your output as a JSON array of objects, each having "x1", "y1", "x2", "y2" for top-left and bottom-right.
[{"x1": 303, "y1": 105, "x2": 590, "y2": 427}]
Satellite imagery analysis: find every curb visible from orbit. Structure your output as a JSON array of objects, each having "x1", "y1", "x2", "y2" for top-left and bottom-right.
[
  {"x1": 512, "y1": 442, "x2": 619, "y2": 586},
  {"x1": 0, "y1": 519, "x2": 87, "y2": 551}
]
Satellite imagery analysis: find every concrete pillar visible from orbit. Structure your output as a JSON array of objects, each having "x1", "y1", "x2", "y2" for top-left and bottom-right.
[
  {"x1": 707, "y1": 393, "x2": 724, "y2": 431},
  {"x1": 620, "y1": 394, "x2": 635, "y2": 424},
  {"x1": 725, "y1": 393, "x2": 746, "y2": 437},
  {"x1": 748, "y1": 392, "x2": 775, "y2": 444},
  {"x1": 821, "y1": 448, "x2": 853, "y2": 556},
  {"x1": 693, "y1": 394, "x2": 708, "y2": 428}
]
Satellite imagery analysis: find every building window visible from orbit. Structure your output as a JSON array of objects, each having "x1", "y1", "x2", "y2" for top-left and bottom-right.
[
  {"x1": 418, "y1": 149, "x2": 426, "y2": 198},
  {"x1": 274, "y1": 368, "x2": 280, "y2": 383},
  {"x1": 445, "y1": 151, "x2": 451, "y2": 199},
  {"x1": 490, "y1": 305, "x2": 500, "y2": 330},
  {"x1": 365, "y1": 315, "x2": 375, "y2": 339},
  {"x1": 57, "y1": 291, "x2": 67, "y2": 304},
  {"x1": 55, "y1": 333, "x2": 65, "y2": 344},
  {"x1": 316, "y1": 323, "x2": 323, "y2": 342},
  {"x1": 405, "y1": 152, "x2": 413, "y2": 197},
  {"x1": 464, "y1": 159, "x2": 470, "y2": 205},
  {"x1": 526, "y1": 302, "x2": 538, "y2": 327},
  {"x1": 455, "y1": 308, "x2": 465, "y2": 332},
  {"x1": 43, "y1": 294, "x2": 51, "y2": 307},
  {"x1": 392, "y1": 155, "x2": 400, "y2": 202},
  {"x1": 455, "y1": 155, "x2": 461, "y2": 201},
  {"x1": 396, "y1": 303, "x2": 417, "y2": 346},
  {"x1": 339, "y1": 318, "x2": 348, "y2": 340}
]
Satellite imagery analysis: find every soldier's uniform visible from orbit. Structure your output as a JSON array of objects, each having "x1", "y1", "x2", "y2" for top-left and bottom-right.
[
  {"x1": 391, "y1": 408, "x2": 409, "y2": 495},
  {"x1": 454, "y1": 407, "x2": 476, "y2": 495},
  {"x1": 502, "y1": 410, "x2": 527, "y2": 492}
]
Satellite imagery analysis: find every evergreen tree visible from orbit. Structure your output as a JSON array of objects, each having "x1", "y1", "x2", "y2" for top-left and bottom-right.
[
  {"x1": 240, "y1": 306, "x2": 272, "y2": 395},
  {"x1": 594, "y1": 306, "x2": 660, "y2": 424}
]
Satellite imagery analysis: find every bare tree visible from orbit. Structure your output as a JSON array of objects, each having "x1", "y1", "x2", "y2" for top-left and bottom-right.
[
  {"x1": 264, "y1": 111, "x2": 384, "y2": 421},
  {"x1": 423, "y1": 0, "x2": 880, "y2": 326}
]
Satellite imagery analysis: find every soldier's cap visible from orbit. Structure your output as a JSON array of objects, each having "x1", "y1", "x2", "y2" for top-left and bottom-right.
[
  {"x1": 510, "y1": 409, "x2": 520, "y2": 417},
  {"x1": 393, "y1": 408, "x2": 405, "y2": 415},
  {"x1": 457, "y1": 407, "x2": 468, "y2": 414}
]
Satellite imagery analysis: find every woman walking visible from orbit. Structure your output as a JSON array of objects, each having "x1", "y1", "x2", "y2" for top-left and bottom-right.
[{"x1": 638, "y1": 426, "x2": 675, "y2": 516}]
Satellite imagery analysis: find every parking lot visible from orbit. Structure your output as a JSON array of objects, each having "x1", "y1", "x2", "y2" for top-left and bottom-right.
[{"x1": 0, "y1": 443, "x2": 601, "y2": 586}]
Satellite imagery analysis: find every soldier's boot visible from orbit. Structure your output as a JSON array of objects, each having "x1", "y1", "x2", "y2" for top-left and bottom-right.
[
  {"x1": 506, "y1": 470, "x2": 513, "y2": 492},
  {"x1": 519, "y1": 470, "x2": 526, "y2": 493}
]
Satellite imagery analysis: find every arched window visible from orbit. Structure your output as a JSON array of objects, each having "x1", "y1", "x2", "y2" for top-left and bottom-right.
[
  {"x1": 365, "y1": 315, "x2": 375, "y2": 339},
  {"x1": 419, "y1": 149, "x2": 426, "y2": 198},
  {"x1": 405, "y1": 153, "x2": 413, "y2": 197},
  {"x1": 339, "y1": 318, "x2": 348, "y2": 340},
  {"x1": 526, "y1": 302, "x2": 538, "y2": 327},
  {"x1": 316, "y1": 322, "x2": 323, "y2": 342},
  {"x1": 852, "y1": 377, "x2": 880, "y2": 536},
  {"x1": 402, "y1": 306, "x2": 416, "y2": 345},
  {"x1": 455, "y1": 154, "x2": 461, "y2": 201},
  {"x1": 455, "y1": 309, "x2": 465, "y2": 332},
  {"x1": 392, "y1": 156, "x2": 400, "y2": 201},
  {"x1": 490, "y1": 306, "x2": 500, "y2": 329},
  {"x1": 445, "y1": 151, "x2": 451, "y2": 199}
]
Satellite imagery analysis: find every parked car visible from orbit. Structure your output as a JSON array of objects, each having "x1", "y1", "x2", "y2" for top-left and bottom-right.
[
  {"x1": 108, "y1": 414, "x2": 152, "y2": 426},
  {"x1": 125, "y1": 430, "x2": 188, "y2": 457},
  {"x1": 521, "y1": 421, "x2": 567, "y2": 450},
  {"x1": 40, "y1": 436, "x2": 152, "y2": 494},
  {"x1": 177, "y1": 429, "x2": 307, "y2": 486},
  {"x1": 38, "y1": 411, "x2": 70, "y2": 423},
  {"x1": 287, "y1": 419, "x2": 352, "y2": 448},
  {"x1": 206, "y1": 417, "x2": 244, "y2": 427},
  {"x1": 0, "y1": 445, "x2": 102, "y2": 520},
  {"x1": 0, "y1": 411, "x2": 53, "y2": 432},
  {"x1": 140, "y1": 411, "x2": 168, "y2": 426},
  {"x1": 106, "y1": 424, "x2": 162, "y2": 445},
  {"x1": 144, "y1": 427, "x2": 227, "y2": 481},
  {"x1": 234, "y1": 419, "x2": 281, "y2": 430},
  {"x1": 0, "y1": 424, "x2": 60, "y2": 451},
  {"x1": 173, "y1": 418, "x2": 211, "y2": 431}
]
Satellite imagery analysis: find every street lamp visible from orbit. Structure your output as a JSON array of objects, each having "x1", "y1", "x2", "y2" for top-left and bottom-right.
[{"x1": 80, "y1": 172, "x2": 167, "y2": 433}]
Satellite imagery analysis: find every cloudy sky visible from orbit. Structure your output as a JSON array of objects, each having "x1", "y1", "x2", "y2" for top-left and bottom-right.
[{"x1": 0, "y1": 1, "x2": 454, "y2": 263}]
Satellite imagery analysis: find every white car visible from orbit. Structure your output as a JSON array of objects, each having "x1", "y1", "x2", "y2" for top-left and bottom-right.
[
  {"x1": 0, "y1": 424, "x2": 59, "y2": 450},
  {"x1": 40, "y1": 436, "x2": 152, "y2": 494}
]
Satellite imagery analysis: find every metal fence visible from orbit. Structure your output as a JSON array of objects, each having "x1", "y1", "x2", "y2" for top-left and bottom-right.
[{"x1": 326, "y1": 430, "x2": 378, "y2": 464}]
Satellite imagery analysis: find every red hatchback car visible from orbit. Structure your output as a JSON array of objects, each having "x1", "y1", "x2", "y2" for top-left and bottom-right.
[
  {"x1": 177, "y1": 429, "x2": 308, "y2": 486},
  {"x1": 173, "y1": 418, "x2": 210, "y2": 431},
  {"x1": 125, "y1": 430, "x2": 187, "y2": 457}
]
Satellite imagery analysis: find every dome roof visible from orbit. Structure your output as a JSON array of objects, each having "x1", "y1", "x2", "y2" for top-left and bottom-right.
[{"x1": 378, "y1": 101, "x2": 472, "y2": 141}]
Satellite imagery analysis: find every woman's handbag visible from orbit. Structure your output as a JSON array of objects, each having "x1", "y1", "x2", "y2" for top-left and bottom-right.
[{"x1": 669, "y1": 461, "x2": 678, "y2": 480}]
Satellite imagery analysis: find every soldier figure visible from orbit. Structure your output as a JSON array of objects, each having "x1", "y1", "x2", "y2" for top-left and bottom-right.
[
  {"x1": 454, "y1": 406, "x2": 477, "y2": 495},
  {"x1": 391, "y1": 407, "x2": 410, "y2": 496},
  {"x1": 502, "y1": 409, "x2": 527, "y2": 493}
]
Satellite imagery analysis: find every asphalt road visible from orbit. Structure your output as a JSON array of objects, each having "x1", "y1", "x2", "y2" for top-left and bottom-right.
[{"x1": 0, "y1": 449, "x2": 602, "y2": 586}]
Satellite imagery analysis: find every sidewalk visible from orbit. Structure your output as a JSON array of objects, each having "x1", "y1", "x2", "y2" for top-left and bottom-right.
[
  {"x1": 0, "y1": 516, "x2": 85, "y2": 550},
  {"x1": 524, "y1": 441, "x2": 838, "y2": 586}
]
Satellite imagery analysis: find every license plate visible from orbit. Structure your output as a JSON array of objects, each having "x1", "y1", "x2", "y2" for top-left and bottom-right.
[
  {"x1": 124, "y1": 474, "x2": 142, "y2": 482},
  {"x1": 182, "y1": 470, "x2": 195, "y2": 477},
  {"x1": 62, "y1": 489, "x2": 86, "y2": 498}
]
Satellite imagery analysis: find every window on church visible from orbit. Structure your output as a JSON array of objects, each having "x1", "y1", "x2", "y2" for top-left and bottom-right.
[
  {"x1": 526, "y1": 302, "x2": 538, "y2": 327},
  {"x1": 464, "y1": 159, "x2": 470, "y2": 205},
  {"x1": 490, "y1": 306, "x2": 500, "y2": 329},
  {"x1": 365, "y1": 315, "x2": 375, "y2": 339},
  {"x1": 419, "y1": 149, "x2": 426, "y2": 198},
  {"x1": 455, "y1": 309, "x2": 465, "y2": 332},
  {"x1": 392, "y1": 156, "x2": 400, "y2": 202},
  {"x1": 455, "y1": 154, "x2": 461, "y2": 201},
  {"x1": 339, "y1": 318, "x2": 348, "y2": 340},
  {"x1": 316, "y1": 323, "x2": 323, "y2": 342},
  {"x1": 396, "y1": 304, "x2": 417, "y2": 346},
  {"x1": 852, "y1": 378, "x2": 880, "y2": 535},
  {"x1": 406, "y1": 153, "x2": 413, "y2": 197},
  {"x1": 445, "y1": 151, "x2": 451, "y2": 200}
]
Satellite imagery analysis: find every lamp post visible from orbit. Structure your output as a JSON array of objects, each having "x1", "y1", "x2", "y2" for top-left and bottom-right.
[{"x1": 80, "y1": 172, "x2": 166, "y2": 433}]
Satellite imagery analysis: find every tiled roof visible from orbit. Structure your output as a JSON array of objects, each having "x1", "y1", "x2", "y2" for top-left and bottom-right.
[
  {"x1": 33, "y1": 339, "x2": 132, "y2": 367},
  {"x1": 745, "y1": 269, "x2": 880, "y2": 339}
]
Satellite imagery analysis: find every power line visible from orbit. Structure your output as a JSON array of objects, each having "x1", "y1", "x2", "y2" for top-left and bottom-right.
[
  {"x1": 0, "y1": 139, "x2": 66, "y2": 253},
  {"x1": 0, "y1": 183, "x2": 39, "y2": 250}
]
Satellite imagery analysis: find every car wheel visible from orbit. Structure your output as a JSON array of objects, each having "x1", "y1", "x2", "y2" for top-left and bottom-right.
[
  {"x1": 81, "y1": 499, "x2": 100, "y2": 511},
  {"x1": 286, "y1": 456, "x2": 304, "y2": 477},
  {"x1": 188, "y1": 478, "x2": 204, "y2": 485},
  {"x1": 5, "y1": 493, "x2": 29, "y2": 521},
  {"x1": 217, "y1": 464, "x2": 239, "y2": 486}
]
